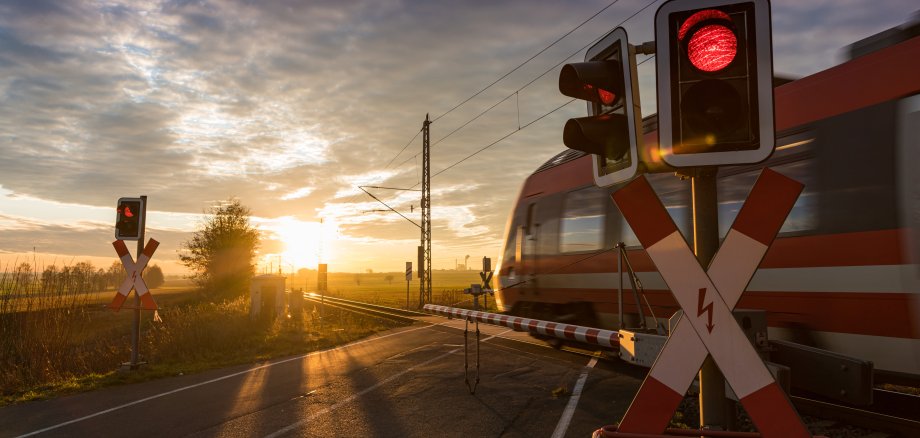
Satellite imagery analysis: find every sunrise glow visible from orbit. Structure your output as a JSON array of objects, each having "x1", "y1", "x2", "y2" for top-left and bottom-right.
[{"x1": 260, "y1": 217, "x2": 338, "y2": 271}]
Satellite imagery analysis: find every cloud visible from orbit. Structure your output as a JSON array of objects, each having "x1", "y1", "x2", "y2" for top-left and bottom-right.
[
  {"x1": 0, "y1": 0, "x2": 915, "y2": 271},
  {"x1": 280, "y1": 186, "x2": 315, "y2": 201}
]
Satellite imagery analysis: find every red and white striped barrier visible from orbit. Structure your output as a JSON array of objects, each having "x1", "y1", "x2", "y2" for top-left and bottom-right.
[
  {"x1": 612, "y1": 169, "x2": 809, "y2": 437},
  {"x1": 110, "y1": 238, "x2": 159, "y2": 311},
  {"x1": 423, "y1": 304, "x2": 619, "y2": 349}
]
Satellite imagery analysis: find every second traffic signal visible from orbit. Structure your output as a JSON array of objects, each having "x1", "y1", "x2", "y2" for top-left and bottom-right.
[
  {"x1": 559, "y1": 27, "x2": 642, "y2": 187},
  {"x1": 115, "y1": 197, "x2": 145, "y2": 241}
]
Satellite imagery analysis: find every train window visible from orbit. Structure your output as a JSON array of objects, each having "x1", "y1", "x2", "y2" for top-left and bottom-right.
[
  {"x1": 773, "y1": 160, "x2": 818, "y2": 233},
  {"x1": 717, "y1": 159, "x2": 817, "y2": 237},
  {"x1": 898, "y1": 96, "x2": 920, "y2": 266},
  {"x1": 525, "y1": 204, "x2": 535, "y2": 236},
  {"x1": 560, "y1": 187, "x2": 606, "y2": 252},
  {"x1": 620, "y1": 176, "x2": 692, "y2": 247},
  {"x1": 503, "y1": 229, "x2": 516, "y2": 265}
]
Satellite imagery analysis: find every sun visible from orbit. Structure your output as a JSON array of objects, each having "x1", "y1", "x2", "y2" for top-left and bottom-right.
[{"x1": 266, "y1": 217, "x2": 337, "y2": 270}]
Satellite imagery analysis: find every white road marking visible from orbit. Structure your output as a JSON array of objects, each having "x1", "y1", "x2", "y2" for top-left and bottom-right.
[
  {"x1": 16, "y1": 324, "x2": 441, "y2": 438},
  {"x1": 550, "y1": 355, "x2": 599, "y2": 438},
  {"x1": 263, "y1": 329, "x2": 512, "y2": 438}
]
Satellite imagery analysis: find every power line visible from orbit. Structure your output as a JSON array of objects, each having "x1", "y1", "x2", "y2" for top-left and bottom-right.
[
  {"x1": 404, "y1": 98, "x2": 575, "y2": 189},
  {"x1": 432, "y1": 0, "x2": 625, "y2": 123},
  {"x1": 384, "y1": 127, "x2": 423, "y2": 169},
  {"x1": 358, "y1": 186, "x2": 420, "y2": 228},
  {"x1": 363, "y1": 185, "x2": 422, "y2": 191},
  {"x1": 352, "y1": 0, "x2": 660, "y2": 229},
  {"x1": 394, "y1": 0, "x2": 662, "y2": 170},
  {"x1": 431, "y1": 98, "x2": 575, "y2": 179}
]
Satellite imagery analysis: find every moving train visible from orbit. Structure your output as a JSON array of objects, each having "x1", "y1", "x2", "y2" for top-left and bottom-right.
[{"x1": 493, "y1": 22, "x2": 920, "y2": 382}]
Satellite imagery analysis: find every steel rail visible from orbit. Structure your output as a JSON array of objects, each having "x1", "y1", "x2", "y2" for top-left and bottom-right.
[
  {"x1": 304, "y1": 293, "x2": 430, "y2": 317},
  {"x1": 790, "y1": 391, "x2": 920, "y2": 437},
  {"x1": 303, "y1": 295, "x2": 418, "y2": 324}
]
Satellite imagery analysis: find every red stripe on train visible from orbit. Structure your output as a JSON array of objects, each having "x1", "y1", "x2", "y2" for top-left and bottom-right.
[
  {"x1": 505, "y1": 229, "x2": 907, "y2": 277},
  {"x1": 498, "y1": 286, "x2": 916, "y2": 339}
]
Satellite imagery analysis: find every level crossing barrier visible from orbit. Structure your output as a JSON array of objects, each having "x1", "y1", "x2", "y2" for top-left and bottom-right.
[{"x1": 423, "y1": 304, "x2": 619, "y2": 349}]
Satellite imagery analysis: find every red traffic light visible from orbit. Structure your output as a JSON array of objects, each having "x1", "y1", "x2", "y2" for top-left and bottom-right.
[
  {"x1": 559, "y1": 62, "x2": 624, "y2": 106},
  {"x1": 115, "y1": 197, "x2": 145, "y2": 241},
  {"x1": 558, "y1": 26, "x2": 644, "y2": 186},
  {"x1": 655, "y1": 0, "x2": 774, "y2": 167},
  {"x1": 687, "y1": 24, "x2": 737, "y2": 72},
  {"x1": 679, "y1": 9, "x2": 738, "y2": 72}
]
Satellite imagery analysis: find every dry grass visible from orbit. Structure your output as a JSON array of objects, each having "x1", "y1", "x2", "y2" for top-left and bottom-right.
[{"x1": 0, "y1": 264, "x2": 406, "y2": 406}]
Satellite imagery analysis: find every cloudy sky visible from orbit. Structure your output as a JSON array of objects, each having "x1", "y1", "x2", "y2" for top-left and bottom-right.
[{"x1": 0, "y1": 0, "x2": 916, "y2": 274}]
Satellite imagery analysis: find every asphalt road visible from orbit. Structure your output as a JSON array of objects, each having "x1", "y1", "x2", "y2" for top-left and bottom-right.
[{"x1": 1, "y1": 317, "x2": 647, "y2": 438}]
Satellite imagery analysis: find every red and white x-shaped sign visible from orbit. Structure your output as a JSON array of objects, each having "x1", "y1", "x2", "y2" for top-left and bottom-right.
[
  {"x1": 612, "y1": 169, "x2": 809, "y2": 437},
  {"x1": 110, "y1": 238, "x2": 159, "y2": 311}
]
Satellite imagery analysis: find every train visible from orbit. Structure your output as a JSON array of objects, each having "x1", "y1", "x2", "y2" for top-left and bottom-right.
[{"x1": 493, "y1": 22, "x2": 920, "y2": 383}]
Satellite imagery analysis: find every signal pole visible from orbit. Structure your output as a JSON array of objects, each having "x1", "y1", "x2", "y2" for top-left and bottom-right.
[
  {"x1": 130, "y1": 195, "x2": 147, "y2": 369},
  {"x1": 691, "y1": 169, "x2": 727, "y2": 429},
  {"x1": 421, "y1": 114, "x2": 432, "y2": 306}
]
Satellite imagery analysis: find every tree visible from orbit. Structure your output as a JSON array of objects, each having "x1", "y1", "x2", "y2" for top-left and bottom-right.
[
  {"x1": 179, "y1": 199, "x2": 260, "y2": 298},
  {"x1": 106, "y1": 261, "x2": 124, "y2": 290},
  {"x1": 144, "y1": 264, "x2": 165, "y2": 289},
  {"x1": 384, "y1": 275, "x2": 394, "y2": 285}
]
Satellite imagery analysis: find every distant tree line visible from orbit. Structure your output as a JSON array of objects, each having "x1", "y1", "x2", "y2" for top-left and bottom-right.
[{"x1": 6, "y1": 261, "x2": 164, "y2": 295}]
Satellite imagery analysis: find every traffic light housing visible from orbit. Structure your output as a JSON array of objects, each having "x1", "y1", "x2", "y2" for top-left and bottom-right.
[
  {"x1": 115, "y1": 197, "x2": 145, "y2": 241},
  {"x1": 655, "y1": 0, "x2": 774, "y2": 167},
  {"x1": 559, "y1": 27, "x2": 642, "y2": 187}
]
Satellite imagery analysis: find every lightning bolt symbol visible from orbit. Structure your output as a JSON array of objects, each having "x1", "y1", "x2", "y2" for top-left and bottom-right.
[{"x1": 697, "y1": 287, "x2": 715, "y2": 333}]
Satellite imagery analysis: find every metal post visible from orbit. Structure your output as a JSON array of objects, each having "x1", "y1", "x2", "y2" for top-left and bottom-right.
[
  {"x1": 418, "y1": 245, "x2": 424, "y2": 309},
  {"x1": 422, "y1": 114, "x2": 432, "y2": 305},
  {"x1": 318, "y1": 263, "x2": 327, "y2": 332},
  {"x1": 130, "y1": 195, "x2": 147, "y2": 369},
  {"x1": 617, "y1": 243, "x2": 624, "y2": 329},
  {"x1": 406, "y1": 279, "x2": 410, "y2": 310},
  {"x1": 691, "y1": 170, "x2": 727, "y2": 430}
]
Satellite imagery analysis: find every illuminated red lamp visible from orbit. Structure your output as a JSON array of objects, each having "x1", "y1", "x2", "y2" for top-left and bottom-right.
[
  {"x1": 597, "y1": 88, "x2": 616, "y2": 105},
  {"x1": 679, "y1": 9, "x2": 737, "y2": 72},
  {"x1": 581, "y1": 84, "x2": 617, "y2": 106}
]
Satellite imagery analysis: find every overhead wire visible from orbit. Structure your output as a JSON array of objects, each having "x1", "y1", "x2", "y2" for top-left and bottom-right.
[
  {"x1": 393, "y1": 0, "x2": 662, "y2": 171},
  {"x1": 384, "y1": 127, "x2": 423, "y2": 169},
  {"x1": 432, "y1": 0, "x2": 625, "y2": 123},
  {"x1": 354, "y1": 0, "x2": 660, "y2": 228},
  {"x1": 429, "y1": 98, "x2": 576, "y2": 183}
]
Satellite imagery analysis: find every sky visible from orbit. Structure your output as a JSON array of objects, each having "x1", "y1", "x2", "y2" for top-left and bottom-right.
[{"x1": 0, "y1": 0, "x2": 916, "y2": 275}]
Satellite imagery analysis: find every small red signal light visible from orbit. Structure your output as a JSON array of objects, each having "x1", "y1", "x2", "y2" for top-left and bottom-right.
[
  {"x1": 123, "y1": 206, "x2": 134, "y2": 218},
  {"x1": 598, "y1": 88, "x2": 616, "y2": 105}
]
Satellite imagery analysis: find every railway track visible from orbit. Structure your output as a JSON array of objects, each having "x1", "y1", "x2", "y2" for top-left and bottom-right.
[
  {"x1": 303, "y1": 293, "x2": 427, "y2": 323},
  {"x1": 791, "y1": 389, "x2": 920, "y2": 437}
]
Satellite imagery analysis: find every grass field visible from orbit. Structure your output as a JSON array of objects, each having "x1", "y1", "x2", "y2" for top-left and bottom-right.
[
  {"x1": 0, "y1": 268, "x2": 496, "y2": 406},
  {"x1": 304, "y1": 270, "x2": 499, "y2": 312}
]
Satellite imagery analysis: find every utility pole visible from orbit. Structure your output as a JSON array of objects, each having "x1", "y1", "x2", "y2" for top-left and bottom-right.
[{"x1": 421, "y1": 114, "x2": 432, "y2": 305}]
